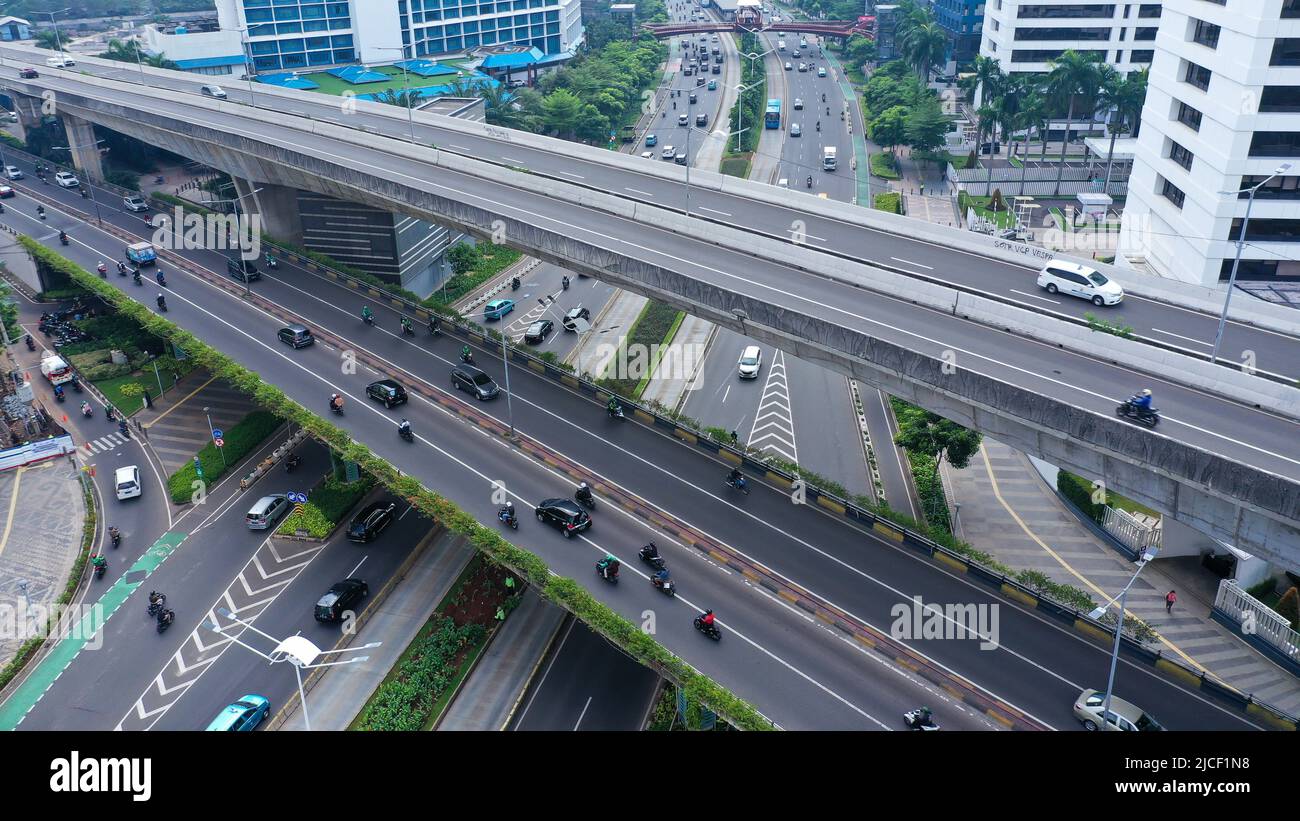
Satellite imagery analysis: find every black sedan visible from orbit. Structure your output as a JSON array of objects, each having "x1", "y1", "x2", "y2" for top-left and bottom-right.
[
  {"x1": 534, "y1": 498, "x2": 591, "y2": 538},
  {"x1": 314, "y1": 578, "x2": 369, "y2": 622},
  {"x1": 523, "y1": 319, "x2": 554, "y2": 345},
  {"x1": 347, "y1": 500, "x2": 398, "y2": 543},
  {"x1": 366, "y1": 379, "x2": 408, "y2": 408}
]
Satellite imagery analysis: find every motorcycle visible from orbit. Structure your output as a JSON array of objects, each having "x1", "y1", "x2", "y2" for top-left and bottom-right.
[
  {"x1": 329, "y1": 402, "x2": 344, "y2": 416},
  {"x1": 93, "y1": 558, "x2": 107, "y2": 580},
  {"x1": 429, "y1": 319, "x2": 440, "y2": 337},
  {"x1": 816, "y1": 122, "x2": 820, "y2": 132},
  {"x1": 562, "y1": 276, "x2": 570, "y2": 290},
  {"x1": 156, "y1": 295, "x2": 168, "y2": 312},
  {"x1": 117, "y1": 262, "x2": 127, "y2": 276},
  {"x1": 460, "y1": 350, "x2": 475, "y2": 365},
  {"x1": 265, "y1": 256, "x2": 278, "y2": 270},
  {"x1": 904, "y1": 709, "x2": 940, "y2": 731},
  {"x1": 147, "y1": 591, "x2": 166, "y2": 617},
  {"x1": 154, "y1": 175, "x2": 165, "y2": 185},
  {"x1": 607, "y1": 404, "x2": 626, "y2": 420},
  {"x1": 1116, "y1": 399, "x2": 1159, "y2": 427},
  {"x1": 119, "y1": 420, "x2": 130, "y2": 439},
  {"x1": 498, "y1": 507, "x2": 518, "y2": 530},
  {"x1": 362, "y1": 312, "x2": 375, "y2": 326},
  {"x1": 156, "y1": 271, "x2": 167, "y2": 287},
  {"x1": 511, "y1": 276, "x2": 521, "y2": 291},
  {"x1": 133, "y1": 271, "x2": 143, "y2": 286},
  {"x1": 36, "y1": 206, "x2": 45, "y2": 220},
  {"x1": 70, "y1": 378, "x2": 82, "y2": 393},
  {"x1": 398, "y1": 425, "x2": 414, "y2": 442},
  {"x1": 285, "y1": 454, "x2": 301, "y2": 473},
  {"x1": 806, "y1": 176, "x2": 813, "y2": 189},
  {"x1": 638, "y1": 543, "x2": 666, "y2": 570},
  {"x1": 80, "y1": 402, "x2": 93, "y2": 418},
  {"x1": 726, "y1": 474, "x2": 750, "y2": 495},
  {"x1": 575, "y1": 488, "x2": 596, "y2": 511},
  {"x1": 693, "y1": 615, "x2": 721, "y2": 641},
  {"x1": 59, "y1": 232, "x2": 69, "y2": 246},
  {"x1": 109, "y1": 527, "x2": 121, "y2": 550},
  {"x1": 54, "y1": 387, "x2": 65, "y2": 403},
  {"x1": 156, "y1": 609, "x2": 175, "y2": 634},
  {"x1": 25, "y1": 336, "x2": 34, "y2": 351},
  {"x1": 652, "y1": 573, "x2": 676, "y2": 597},
  {"x1": 401, "y1": 320, "x2": 415, "y2": 337},
  {"x1": 596, "y1": 558, "x2": 620, "y2": 584},
  {"x1": 80, "y1": 188, "x2": 89, "y2": 199}
]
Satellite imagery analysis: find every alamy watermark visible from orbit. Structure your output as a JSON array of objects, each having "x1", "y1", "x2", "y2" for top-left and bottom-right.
[
  {"x1": 150, "y1": 206, "x2": 261, "y2": 260},
  {"x1": 891, "y1": 595, "x2": 1000, "y2": 650},
  {"x1": 0, "y1": 602, "x2": 104, "y2": 650}
]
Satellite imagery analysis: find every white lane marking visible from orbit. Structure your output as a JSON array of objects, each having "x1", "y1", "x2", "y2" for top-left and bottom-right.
[
  {"x1": 501, "y1": 156, "x2": 526, "y2": 164},
  {"x1": 573, "y1": 696, "x2": 593, "y2": 731},
  {"x1": 698, "y1": 206, "x2": 731, "y2": 216},
  {"x1": 721, "y1": 384, "x2": 731, "y2": 403},
  {"x1": 559, "y1": 171, "x2": 585, "y2": 180},
  {"x1": 1009, "y1": 288, "x2": 1058, "y2": 304},
  {"x1": 747, "y1": 351, "x2": 797, "y2": 463},
  {"x1": 1151, "y1": 327, "x2": 1213, "y2": 348},
  {"x1": 891, "y1": 257, "x2": 933, "y2": 270},
  {"x1": 73, "y1": 83, "x2": 1300, "y2": 470},
  {"x1": 448, "y1": 144, "x2": 470, "y2": 151},
  {"x1": 625, "y1": 187, "x2": 654, "y2": 197}
]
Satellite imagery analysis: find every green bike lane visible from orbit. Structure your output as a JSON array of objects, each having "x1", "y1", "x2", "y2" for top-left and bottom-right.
[{"x1": 0, "y1": 531, "x2": 185, "y2": 730}]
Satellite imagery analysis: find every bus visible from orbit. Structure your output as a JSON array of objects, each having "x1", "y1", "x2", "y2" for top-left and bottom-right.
[{"x1": 764, "y1": 98, "x2": 781, "y2": 129}]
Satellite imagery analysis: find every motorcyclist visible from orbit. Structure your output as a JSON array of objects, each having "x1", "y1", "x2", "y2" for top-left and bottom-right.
[
  {"x1": 53, "y1": 384, "x2": 64, "y2": 400},
  {"x1": 36, "y1": 204, "x2": 45, "y2": 218},
  {"x1": 118, "y1": 419, "x2": 129, "y2": 436},
  {"x1": 133, "y1": 269, "x2": 142, "y2": 284},
  {"x1": 562, "y1": 275, "x2": 570, "y2": 290},
  {"x1": 398, "y1": 418, "x2": 412, "y2": 437},
  {"x1": 329, "y1": 393, "x2": 343, "y2": 412},
  {"x1": 816, "y1": 121, "x2": 820, "y2": 132},
  {"x1": 117, "y1": 261, "x2": 127, "y2": 274},
  {"x1": 156, "y1": 269, "x2": 166, "y2": 286},
  {"x1": 401, "y1": 316, "x2": 413, "y2": 334},
  {"x1": 642, "y1": 541, "x2": 660, "y2": 562},
  {"x1": 156, "y1": 293, "x2": 166, "y2": 310},
  {"x1": 461, "y1": 345, "x2": 473, "y2": 363},
  {"x1": 499, "y1": 501, "x2": 516, "y2": 524},
  {"x1": 59, "y1": 230, "x2": 68, "y2": 244},
  {"x1": 598, "y1": 554, "x2": 619, "y2": 580},
  {"x1": 148, "y1": 590, "x2": 165, "y2": 606},
  {"x1": 807, "y1": 175, "x2": 813, "y2": 188},
  {"x1": 700, "y1": 609, "x2": 715, "y2": 628},
  {"x1": 109, "y1": 526, "x2": 121, "y2": 547},
  {"x1": 914, "y1": 706, "x2": 934, "y2": 727},
  {"x1": 1131, "y1": 388, "x2": 1153, "y2": 412},
  {"x1": 607, "y1": 397, "x2": 621, "y2": 416},
  {"x1": 91, "y1": 554, "x2": 107, "y2": 571},
  {"x1": 158, "y1": 608, "x2": 174, "y2": 626},
  {"x1": 654, "y1": 567, "x2": 671, "y2": 586},
  {"x1": 728, "y1": 467, "x2": 743, "y2": 487},
  {"x1": 576, "y1": 481, "x2": 593, "y2": 505},
  {"x1": 80, "y1": 400, "x2": 92, "y2": 416},
  {"x1": 361, "y1": 305, "x2": 374, "y2": 323}
]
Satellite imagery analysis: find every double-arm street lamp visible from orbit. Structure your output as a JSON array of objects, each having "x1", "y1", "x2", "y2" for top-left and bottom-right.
[
  {"x1": 1211, "y1": 162, "x2": 1292, "y2": 364},
  {"x1": 51, "y1": 138, "x2": 105, "y2": 223},
  {"x1": 372, "y1": 45, "x2": 418, "y2": 144},
  {"x1": 221, "y1": 25, "x2": 261, "y2": 109},
  {"x1": 1088, "y1": 545, "x2": 1158, "y2": 731},
  {"x1": 202, "y1": 186, "x2": 263, "y2": 296}
]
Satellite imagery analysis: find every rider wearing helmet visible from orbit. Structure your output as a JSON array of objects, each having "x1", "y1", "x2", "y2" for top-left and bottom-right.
[
  {"x1": 398, "y1": 418, "x2": 411, "y2": 436},
  {"x1": 700, "y1": 609, "x2": 715, "y2": 627},
  {"x1": 576, "y1": 481, "x2": 592, "y2": 503},
  {"x1": 1132, "y1": 388, "x2": 1153, "y2": 411},
  {"x1": 330, "y1": 392, "x2": 343, "y2": 411}
]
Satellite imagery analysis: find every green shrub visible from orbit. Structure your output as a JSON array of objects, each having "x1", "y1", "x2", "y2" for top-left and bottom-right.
[
  {"x1": 276, "y1": 504, "x2": 333, "y2": 538},
  {"x1": 166, "y1": 410, "x2": 284, "y2": 501},
  {"x1": 277, "y1": 473, "x2": 377, "y2": 536},
  {"x1": 873, "y1": 192, "x2": 902, "y2": 213},
  {"x1": 870, "y1": 152, "x2": 900, "y2": 179},
  {"x1": 1246, "y1": 578, "x2": 1278, "y2": 600},
  {"x1": 427, "y1": 245, "x2": 522, "y2": 305},
  {"x1": 355, "y1": 617, "x2": 486, "y2": 730},
  {"x1": 1057, "y1": 470, "x2": 1105, "y2": 524}
]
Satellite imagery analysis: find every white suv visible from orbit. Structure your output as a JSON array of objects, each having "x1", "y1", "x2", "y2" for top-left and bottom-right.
[
  {"x1": 45, "y1": 55, "x2": 75, "y2": 68},
  {"x1": 114, "y1": 466, "x2": 141, "y2": 501},
  {"x1": 54, "y1": 171, "x2": 79, "y2": 188},
  {"x1": 1036, "y1": 259, "x2": 1123, "y2": 306},
  {"x1": 737, "y1": 345, "x2": 762, "y2": 379}
]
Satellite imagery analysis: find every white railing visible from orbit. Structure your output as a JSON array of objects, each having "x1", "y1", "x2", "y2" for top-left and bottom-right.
[
  {"x1": 1214, "y1": 579, "x2": 1300, "y2": 662},
  {"x1": 1102, "y1": 506, "x2": 1159, "y2": 553}
]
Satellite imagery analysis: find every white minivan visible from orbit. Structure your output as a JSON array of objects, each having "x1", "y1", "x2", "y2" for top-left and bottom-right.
[
  {"x1": 1036, "y1": 259, "x2": 1124, "y2": 306},
  {"x1": 737, "y1": 345, "x2": 762, "y2": 379},
  {"x1": 45, "y1": 55, "x2": 75, "y2": 68},
  {"x1": 115, "y1": 466, "x2": 142, "y2": 501}
]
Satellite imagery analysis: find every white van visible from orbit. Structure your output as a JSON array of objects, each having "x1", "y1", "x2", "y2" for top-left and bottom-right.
[
  {"x1": 1036, "y1": 259, "x2": 1124, "y2": 306},
  {"x1": 737, "y1": 345, "x2": 762, "y2": 379},
  {"x1": 45, "y1": 55, "x2": 75, "y2": 68},
  {"x1": 115, "y1": 466, "x2": 142, "y2": 501}
]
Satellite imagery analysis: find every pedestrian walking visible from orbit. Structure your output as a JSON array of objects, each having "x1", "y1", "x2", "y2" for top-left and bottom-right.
[{"x1": 1165, "y1": 589, "x2": 1177, "y2": 614}]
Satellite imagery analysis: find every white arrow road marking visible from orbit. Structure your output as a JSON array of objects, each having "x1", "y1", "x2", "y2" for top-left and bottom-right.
[{"x1": 747, "y1": 350, "x2": 798, "y2": 462}]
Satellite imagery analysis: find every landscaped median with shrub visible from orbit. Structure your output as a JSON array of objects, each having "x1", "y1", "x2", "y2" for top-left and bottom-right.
[
  {"x1": 20, "y1": 236, "x2": 768, "y2": 731},
  {"x1": 594, "y1": 299, "x2": 683, "y2": 399},
  {"x1": 166, "y1": 410, "x2": 285, "y2": 502},
  {"x1": 277, "y1": 473, "x2": 376, "y2": 538}
]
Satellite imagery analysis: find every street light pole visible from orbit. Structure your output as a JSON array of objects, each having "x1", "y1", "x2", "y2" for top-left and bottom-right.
[
  {"x1": 374, "y1": 46, "x2": 417, "y2": 144},
  {"x1": 1211, "y1": 162, "x2": 1291, "y2": 364},
  {"x1": 44, "y1": 9, "x2": 70, "y2": 56},
  {"x1": 202, "y1": 187, "x2": 263, "y2": 297},
  {"x1": 1089, "y1": 546, "x2": 1157, "y2": 729}
]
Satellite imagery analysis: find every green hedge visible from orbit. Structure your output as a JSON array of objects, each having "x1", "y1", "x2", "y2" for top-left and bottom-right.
[
  {"x1": 277, "y1": 474, "x2": 376, "y2": 537},
  {"x1": 20, "y1": 235, "x2": 769, "y2": 732},
  {"x1": 596, "y1": 299, "x2": 682, "y2": 398},
  {"x1": 356, "y1": 617, "x2": 485, "y2": 731},
  {"x1": 873, "y1": 192, "x2": 902, "y2": 214},
  {"x1": 870, "y1": 152, "x2": 900, "y2": 180},
  {"x1": 165, "y1": 410, "x2": 284, "y2": 502},
  {"x1": 1057, "y1": 470, "x2": 1105, "y2": 524},
  {"x1": 427, "y1": 245, "x2": 523, "y2": 306}
]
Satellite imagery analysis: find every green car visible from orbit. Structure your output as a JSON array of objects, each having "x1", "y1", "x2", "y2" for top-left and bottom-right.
[{"x1": 707, "y1": 79, "x2": 717, "y2": 90}]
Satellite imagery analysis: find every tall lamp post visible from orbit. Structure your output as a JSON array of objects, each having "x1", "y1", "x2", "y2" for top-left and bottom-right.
[
  {"x1": 372, "y1": 45, "x2": 418, "y2": 144},
  {"x1": 42, "y1": 8, "x2": 70, "y2": 57},
  {"x1": 1211, "y1": 162, "x2": 1291, "y2": 364},
  {"x1": 202, "y1": 186, "x2": 263, "y2": 297},
  {"x1": 221, "y1": 25, "x2": 260, "y2": 109},
  {"x1": 1088, "y1": 545, "x2": 1158, "y2": 730}
]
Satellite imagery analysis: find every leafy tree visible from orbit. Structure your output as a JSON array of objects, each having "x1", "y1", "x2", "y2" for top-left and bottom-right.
[
  {"x1": 447, "y1": 243, "x2": 480, "y2": 276},
  {"x1": 862, "y1": 74, "x2": 911, "y2": 121},
  {"x1": 844, "y1": 35, "x2": 876, "y2": 68},
  {"x1": 904, "y1": 94, "x2": 949, "y2": 158},
  {"x1": 374, "y1": 88, "x2": 421, "y2": 110},
  {"x1": 868, "y1": 105, "x2": 907, "y2": 152},
  {"x1": 1046, "y1": 49, "x2": 1103, "y2": 195},
  {"x1": 542, "y1": 87, "x2": 584, "y2": 139},
  {"x1": 893, "y1": 404, "x2": 982, "y2": 520}
]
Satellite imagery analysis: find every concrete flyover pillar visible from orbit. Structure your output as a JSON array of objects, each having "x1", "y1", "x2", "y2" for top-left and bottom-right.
[
  {"x1": 60, "y1": 113, "x2": 104, "y2": 182},
  {"x1": 7, "y1": 91, "x2": 47, "y2": 148},
  {"x1": 233, "y1": 176, "x2": 303, "y2": 246}
]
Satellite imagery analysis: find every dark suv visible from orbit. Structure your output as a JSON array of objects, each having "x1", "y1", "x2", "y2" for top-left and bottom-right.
[
  {"x1": 347, "y1": 500, "x2": 397, "y2": 542},
  {"x1": 451, "y1": 365, "x2": 499, "y2": 400},
  {"x1": 562, "y1": 306, "x2": 590, "y2": 331},
  {"x1": 314, "y1": 578, "x2": 369, "y2": 622},
  {"x1": 534, "y1": 498, "x2": 591, "y2": 538},
  {"x1": 277, "y1": 324, "x2": 314, "y2": 348},
  {"x1": 366, "y1": 379, "x2": 408, "y2": 408}
]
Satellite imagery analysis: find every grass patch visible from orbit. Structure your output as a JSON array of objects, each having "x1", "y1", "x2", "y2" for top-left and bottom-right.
[
  {"x1": 595, "y1": 299, "x2": 682, "y2": 398},
  {"x1": 1009, "y1": 156, "x2": 1024, "y2": 169},
  {"x1": 720, "y1": 153, "x2": 752, "y2": 178},
  {"x1": 166, "y1": 410, "x2": 284, "y2": 502},
  {"x1": 277, "y1": 473, "x2": 377, "y2": 538},
  {"x1": 958, "y1": 192, "x2": 1019, "y2": 230},
  {"x1": 94, "y1": 373, "x2": 160, "y2": 417},
  {"x1": 1058, "y1": 469, "x2": 1161, "y2": 523},
  {"x1": 632, "y1": 309, "x2": 686, "y2": 395},
  {"x1": 873, "y1": 192, "x2": 902, "y2": 214},
  {"x1": 428, "y1": 245, "x2": 523, "y2": 306},
  {"x1": 869, "y1": 152, "x2": 900, "y2": 180}
]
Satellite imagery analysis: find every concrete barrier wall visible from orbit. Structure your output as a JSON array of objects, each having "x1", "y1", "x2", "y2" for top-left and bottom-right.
[{"x1": 25, "y1": 53, "x2": 1298, "y2": 337}]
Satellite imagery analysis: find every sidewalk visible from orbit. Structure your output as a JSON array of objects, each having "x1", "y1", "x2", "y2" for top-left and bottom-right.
[
  {"x1": 276, "y1": 530, "x2": 475, "y2": 730},
  {"x1": 639, "y1": 315, "x2": 715, "y2": 411},
  {"x1": 437, "y1": 588, "x2": 567, "y2": 730},
  {"x1": 946, "y1": 439, "x2": 1300, "y2": 717},
  {"x1": 890, "y1": 147, "x2": 960, "y2": 228},
  {"x1": 566, "y1": 289, "x2": 647, "y2": 380}
]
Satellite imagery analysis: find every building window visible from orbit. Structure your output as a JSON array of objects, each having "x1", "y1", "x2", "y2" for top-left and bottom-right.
[
  {"x1": 1271, "y1": 39, "x2": 1300, "y2": 66},
  {"x1": 1013, "y1": 48, "x2": 1105, "y2": 62},
  {"x1": 1168, "y1": 140, "x2": 1194, "y2": 171},
  {"x1": 1239, "y1": 175, "x2": 1300, "y2": 199},
  {"x1": 1134, "y1": 27, "x2": 1157, "y2": 40},
  {"x1": 1284, "y1": 0, "x2": 1300, "y2": 19},
  {"x1": 1014, "y1": 27, "x2": 1112, "y2": 41},
  {"x1": 1016, "y1": 4, "x2": 1116, "y2": 18},
  {"x1": 992, "y1": 19, "x2": 999, "y2": 31},
  {"x1": 1219, "y1": 259, "x2": 1279, "y2": 280},
  {"x1": 1115, "y1": 49, "x2": 1124, "y2": 62},
  {"x1": 1191, "y1": 18, "x2": 1220, "y2": 49},
  {"x1": 1138, "y1": 3, "x2": 1161, "y2": 16},
  {"x1": 1183, "y1": 61, "x2": 1211, "y2": 91},
  {"x1": 1131, "y1": 49, "x2": 1154, "y2": 62},
  {"x1": 1229, "y1": 218, "x2": 1300, "y2": 241},
  {"x1": 1176, "y1": 101, "x2": 1203, "y2": 130},
  {"x1": 1160, "y1": 178, "x2": 1186, "y2": 209},
  {"x1": 1260, "y1": 86, "x2": 1300, "y2": 113},
  {"x1": 1250, "y1": 131, "x2": 1300, "y2": 156}
]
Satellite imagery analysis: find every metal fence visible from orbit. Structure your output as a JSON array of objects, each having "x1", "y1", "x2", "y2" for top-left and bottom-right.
[
  {"x1": 1213, "y1": 579, "x2": 1300, "y2": 669},
  {"x1": 1101, "y1": 506, "x2": 1160, "y2": 553}
]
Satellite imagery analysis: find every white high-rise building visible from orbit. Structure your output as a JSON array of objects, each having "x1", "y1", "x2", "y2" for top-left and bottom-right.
[
  {"x1": 1121, "y1": 0, "x2": 1300, "y2": 285},
  {"x1": 215, "y1": 0, "x2": 584, "y2": 74},
  {"x1": 980, "y1": 0, "x2": 1162, "y2": 76}
]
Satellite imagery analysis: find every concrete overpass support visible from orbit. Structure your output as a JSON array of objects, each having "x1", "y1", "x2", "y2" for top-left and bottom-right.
[
  {"x1": 60, "y1": 114, "x2": 103, "y2": 181},
  {"x1": 233, "y1": 176, "x2": 303, "y2": 246},
  {"x1": 8, "y1": 94, "x2": 41, "y2": 145}
]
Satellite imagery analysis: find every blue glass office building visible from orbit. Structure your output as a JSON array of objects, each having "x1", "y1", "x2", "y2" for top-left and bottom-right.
[{"x1": 928, "y1": 0, "x2": 984, "y2": 63}]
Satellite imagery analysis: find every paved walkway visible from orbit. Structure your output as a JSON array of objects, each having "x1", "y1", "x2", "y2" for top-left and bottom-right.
[
  {"x1": 566, "y1": 289, "x2": 647, "y2": 381},
  {"x1": 277, "y1": 530, "x2": 475, "y2": 730},
  {"x1": 137, "y1": 369, "x2": 260, "y2": 473},
  {"x1": 438, "y1": 588, "x2": 567, "y2": 730},
  {"x1": 640, "y1": 315, "x2": 715, "y2": 412},
  {"x1": 946, "y1": 439, "x2": 1300, "y2": 717}
]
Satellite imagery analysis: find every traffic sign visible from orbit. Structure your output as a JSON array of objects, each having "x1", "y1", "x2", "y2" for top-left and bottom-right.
[
  {"x1": 213, "y1": 437, "x2": 224, "y2": 448},
  {"x1": 287, "y1": 492, "x2": 308, "y2": 504},
  {"x1": 193, "y1": 456, "x2": 203, "y2": 479},
  {"x1": 211, "y1": 428, "x2": 223, "y2": 439}
]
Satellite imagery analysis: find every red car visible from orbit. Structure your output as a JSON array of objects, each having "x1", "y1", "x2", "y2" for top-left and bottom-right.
[
  {"x1": 18, "y1": 68, "x2": 37, "y2": 79},
  {"x1": 0, "y1": 185, "x2": 14, "y2": 199}
]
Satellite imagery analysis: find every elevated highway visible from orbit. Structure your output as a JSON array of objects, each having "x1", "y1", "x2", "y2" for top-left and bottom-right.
[{"x1": 5, "y1": 54, "x2": 1298, "y2": 560}]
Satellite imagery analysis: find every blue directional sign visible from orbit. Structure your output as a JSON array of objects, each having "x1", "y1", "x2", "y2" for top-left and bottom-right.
[
  {"x1": 211, "y1": 428, "x2": 223, "y2": 440},
  {"x1": 287, "y1": 492, "x2": 308, "y2": 504}
]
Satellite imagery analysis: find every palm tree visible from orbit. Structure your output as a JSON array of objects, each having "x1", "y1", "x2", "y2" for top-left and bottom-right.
[
  {"x1": 1046, "y1": 50, "x2": 1103, "y2": 195},
  {"x1": 960, "y1": 55, "x2": 1004, "y2": 157},
  {"x1": 374, "y1": 88, "x2": 421, "y2": 110},
  {"x1": 479, "y1": 83, "x2": 535, "y2": 131},
  {"x1": 1097, "y1": 67, "x2": 1148, "y2": 192},
  {"x1": 899, "y1": 21, "x2": 947, "y2": 80},
  {"x1": 1013, "y1": 78, "x2": 1046, "y2": 196}
]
